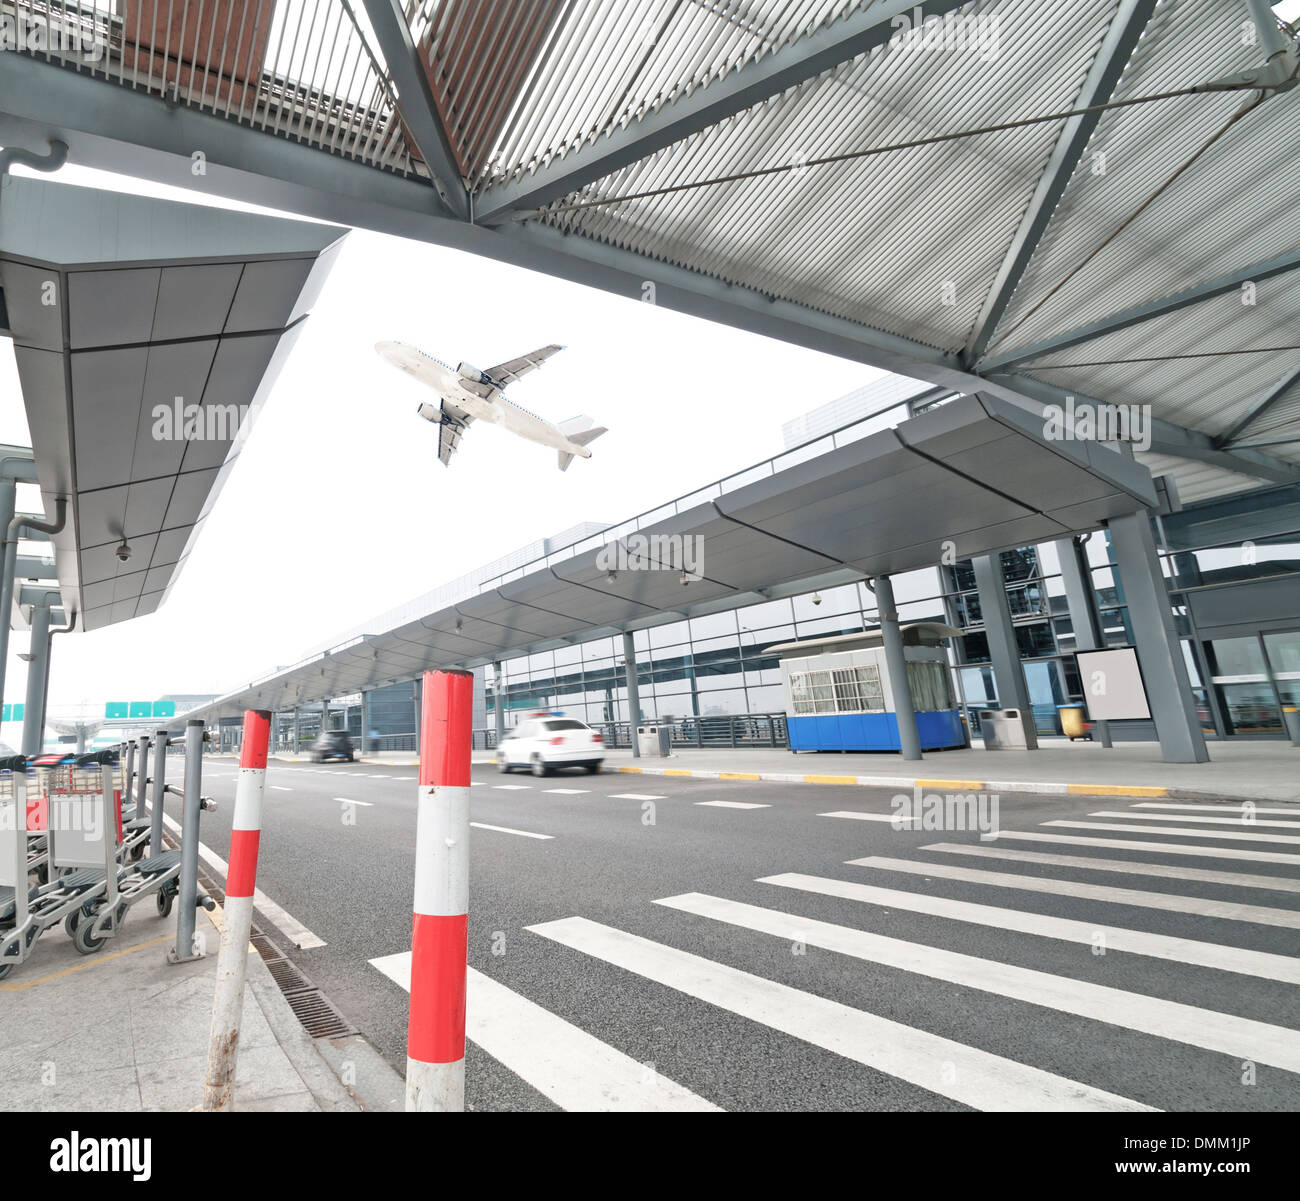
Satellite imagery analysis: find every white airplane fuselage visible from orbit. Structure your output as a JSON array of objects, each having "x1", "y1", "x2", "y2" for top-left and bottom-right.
[{"x1": 376, "y1": 341, "x2": 593, "y2": 459}]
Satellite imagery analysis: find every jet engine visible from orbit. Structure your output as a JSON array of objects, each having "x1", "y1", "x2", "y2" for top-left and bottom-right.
[{"x1": 457, "y1": 362, "x2": 486, "y2": 384}]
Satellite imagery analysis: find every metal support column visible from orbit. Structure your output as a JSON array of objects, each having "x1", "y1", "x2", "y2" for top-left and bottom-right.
[
  {"x1": 134, "y1": 735, "x2": 150, "y2": 822},
  {"x1": 361, "y1": 691, "x2": 371, "y2": 753},
  {"x1": 873, "y1": 576, "x2": 922, "y2": 761},
  {"x1": 320, "y1": 697, "x2": 331, "y2": 733},
  {"x1": 493, "y1": 661, "x2": 506, "y2": 747},
  {"x1": 413, "y1": 677, "x2": 423, "y2": 755},
  {"x1": 1055, "y1": 537, "x2": 1112, "y2": 747},
  {"x1": 1108, "y1": 513, "x2": 1211, "y2": 763},
  {"x1": 20, "y1": 604, "x2": 50, "y2": 756},
  {"x1": 148, "y1": 729, "x2": 168, "y2": 858},
  {"x1": 293, "y1": 708, "x2": 300, "y2": 754},
  {"x1": 972, "y1": 554, "x2": 1039, "y2": 749},
  {"x1": 622, "y1": 633, "x2": 641, "y2": 758},
  {"x1": 168, "y1": 719, "x2": 206, "y2": 963}
]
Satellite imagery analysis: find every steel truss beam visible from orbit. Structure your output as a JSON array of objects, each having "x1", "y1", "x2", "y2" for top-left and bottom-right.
[
  {"x1": 965, "y1": 0, "x2": 1157, "y2": 363},
  {"x1": 360, "y1": 0, "x2": 469, "y2": 218},
  {"x1": 1217, "y1": 361, "x2": 1300, "y2": 447},
  {"x1": 977, "y1": 250, "x2": 1300, "y2": 374},
  {"x1": 472, "y1": 0, "x2": 973, "y2": 225}
]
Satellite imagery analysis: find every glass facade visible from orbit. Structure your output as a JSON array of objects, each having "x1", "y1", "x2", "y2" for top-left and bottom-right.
[{"x1": 480, "y1": 481, "x2": 1300, "y2": 741}]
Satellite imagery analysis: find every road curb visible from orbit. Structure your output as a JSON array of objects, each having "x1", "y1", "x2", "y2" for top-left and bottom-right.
[{"x1": 612, "y1": 764, "x2": 1285, "y2": 804}]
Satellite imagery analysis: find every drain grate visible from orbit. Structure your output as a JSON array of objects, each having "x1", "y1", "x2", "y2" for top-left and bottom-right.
[
  {"x1": 152, "y1": 818, "x2": 359, "y2": 1040},
  {"x1": 281, "y1": 987, "x2": 359, "y2": 1039}
]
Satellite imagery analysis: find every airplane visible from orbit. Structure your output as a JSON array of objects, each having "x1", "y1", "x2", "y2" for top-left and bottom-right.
[{"x1": 374, "y1": 341, "x2": 606, "y2": 471}]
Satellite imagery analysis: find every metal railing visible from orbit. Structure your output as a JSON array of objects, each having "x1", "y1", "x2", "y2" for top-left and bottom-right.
[{"x1": 471, "y1": 713, "x2": 789, "y2": 752}]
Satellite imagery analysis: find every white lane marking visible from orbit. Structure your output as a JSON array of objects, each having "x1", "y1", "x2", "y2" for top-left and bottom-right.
[
  {"x1": 1048, "y1": 820, "x2": 1300, "y2": 845},
  {"x1": 696, "y1": 801, "x2": 770, "y2": 810},
  {"x1": 820, "y1": 811, "x2": 907, "y2": 823},
  {"x1": 526, "y1": 917, "x2": 1149, "y2": 1112},
  {"x1": 493, "y1": 785, "x2": 532, "y2": 791},
  {"x1": 988, "y1": 830, "x2": 1300, "y2": 866},
  {"x1": 471, "y1": 782, "x2": 486, "y2": 787},
  {"x1": 921, "y1": 843, "x2": 1300, "y2": 894},
  {"x1": 759, "y1": 873, "x2": 1300, "y2": 984},
  {"x1": 846, "y1": 855, "x2": 1300, "y2": 929},
  {"x1": 158, "y1": 812, "x2": 325, "y2": 950},
  {"x1": 470, "y1": 822, "x2": 553, "y2": 840},
  {"x1": 656, "y1": 893, "x2": 1300, "y2": 1075},
  {"x1": 335, "y1": 796, "x2": 374, "y2": 808},
  {"x1": 610, "y1": 793, "x2": 666, "y2": 801},
  {"x1": 545, "y1": 789, "x2": 590, "y2": 795},
  {"x1": 369, "y1": 955, "x2": 718, "y2": 1112},
  {"x1": 271, "y1": 786, "x2": 292, "y2": 792},
  {"x1": 369, "y1": 775, "x2": 392, "y2": 779},
  {"x1": 1090, "y1": 810, "x2": 1300, "y2": 830},
  {"x1": 1135, "y1": 803, "x2": 1300, "y2": 817}
]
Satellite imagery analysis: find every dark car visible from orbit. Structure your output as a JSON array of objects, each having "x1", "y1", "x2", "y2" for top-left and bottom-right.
[{"x1": 309, "y1": 730, "x2": 355, "y2": 763}]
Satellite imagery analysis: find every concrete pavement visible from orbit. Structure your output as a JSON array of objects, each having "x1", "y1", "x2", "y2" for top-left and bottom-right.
[{"x1": 0, "y1": 897, "x2": 368, "y2": 1112}]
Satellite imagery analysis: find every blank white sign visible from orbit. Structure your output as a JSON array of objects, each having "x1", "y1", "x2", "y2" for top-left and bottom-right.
[{"x1": 1076, "y1": 648, "x2": 1151, "y2": 721}]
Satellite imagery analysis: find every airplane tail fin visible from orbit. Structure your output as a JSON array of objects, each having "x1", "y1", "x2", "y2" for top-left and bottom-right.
[{"x1": 557, "y1": 417, "x2": 606, "y2": 472}]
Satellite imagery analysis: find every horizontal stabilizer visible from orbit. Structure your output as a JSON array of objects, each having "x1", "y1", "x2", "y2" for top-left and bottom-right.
[{"x1": 568, "y1": 425, "x2": 606, "y2": 448}]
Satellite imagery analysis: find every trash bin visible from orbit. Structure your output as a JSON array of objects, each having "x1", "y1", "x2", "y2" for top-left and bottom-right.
[
  {"x1": 637, "y1": 725, "x2": 671, "y2": 757},
  {"x1": 1058, "y1": 704, "x2": 1091, "y2": 742},
  {"x1": 979, "y1": 708, "x2": 1029, "y2": 750},
  {"x1": 1284, "y1": 707, "x2": 1300, "y2": 748}
]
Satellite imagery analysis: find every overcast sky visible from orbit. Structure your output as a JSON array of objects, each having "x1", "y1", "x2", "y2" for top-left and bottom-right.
[{"x1": 0, "y1": 162, "x2": 881, "y2": 726}]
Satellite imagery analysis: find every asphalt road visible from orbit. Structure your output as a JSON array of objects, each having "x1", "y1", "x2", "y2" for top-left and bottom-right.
[{"x1": 176, "y1": 755, "x2": 1300, "y2": 1112}]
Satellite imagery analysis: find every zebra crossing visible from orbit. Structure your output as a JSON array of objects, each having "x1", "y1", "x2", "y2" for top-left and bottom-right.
[{"x1": 370, "y1": 797, "x2": 1300, "y2": 1111}]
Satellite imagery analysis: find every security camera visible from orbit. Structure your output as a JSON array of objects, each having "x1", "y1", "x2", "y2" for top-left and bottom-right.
[
  {"x1": 115, "y1": 540, "x2": 133, "y2": 563},
  {"x1": 811, "y1": 592, "x2": 822, "y2": 606}
]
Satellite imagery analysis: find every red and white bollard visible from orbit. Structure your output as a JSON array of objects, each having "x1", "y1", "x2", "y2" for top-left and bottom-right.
[
  {"x1": 406, "y1": 669, "x2": 473, "y2": 1111},
  {"x1": 204, "y1": 709, "x2": 272, "y2": 1113}
]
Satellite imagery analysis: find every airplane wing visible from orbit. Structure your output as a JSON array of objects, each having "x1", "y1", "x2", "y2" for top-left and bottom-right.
[
  {"x1": 421, "y1": 399, "x2": 475, "y2": 466},
  {"x1": 484, "y1": 344, "x2": 564, "y2": 387}
]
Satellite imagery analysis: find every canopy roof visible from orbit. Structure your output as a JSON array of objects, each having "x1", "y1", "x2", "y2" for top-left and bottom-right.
[
  {"x1": 182, "y1": 391, "x2": 1155, "y2": 721},
  {"x1": 1, "y1": 0, "x2": 1295, "y2": 504},
  {"x1": 0, "y1": 176, "x2": 345, "y2": 632}
]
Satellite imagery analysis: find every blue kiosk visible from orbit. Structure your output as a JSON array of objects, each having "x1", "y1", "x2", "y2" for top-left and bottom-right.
[{"x1": 769, "y1": 623, "x2": 967, "y2": 753}]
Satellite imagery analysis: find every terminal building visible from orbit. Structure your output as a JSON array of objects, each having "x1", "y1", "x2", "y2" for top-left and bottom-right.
[{"x1": 298, "y1": 378, "x2": 1300, "y2": 753}]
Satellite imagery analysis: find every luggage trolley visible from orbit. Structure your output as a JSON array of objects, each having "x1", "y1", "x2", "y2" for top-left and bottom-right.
[
  {"x1": 0, "y1": 753, "x2": 134, "y2": 976},
  {"x1": 60, "y1": 752, "x2": 187, "y2": 956}
]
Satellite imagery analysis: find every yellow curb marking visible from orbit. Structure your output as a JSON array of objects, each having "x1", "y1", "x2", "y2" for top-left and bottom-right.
[
  {"x1": 719, "y1": 772, "x2": 761, "y2": 781},
  {"x1": 803, "y1": 774, "x2": 859, "y2": 785},
  {"x1": 663, "y1": 769, "x2": 693, "y2": 777},
  {"x1": 1067, "y1": 784, "x2": 1168, "y2": 797},
  {"x1": 618, "y1": 766, "x2": 643, "y2": 774}
]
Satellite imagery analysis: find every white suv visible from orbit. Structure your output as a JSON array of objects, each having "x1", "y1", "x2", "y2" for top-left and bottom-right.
[{"x1": 497, "y1": 715, "x2": 605, "y2": 777}]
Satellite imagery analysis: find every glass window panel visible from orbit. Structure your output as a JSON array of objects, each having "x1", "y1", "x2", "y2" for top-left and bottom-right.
[
  {"x1": 1207, "y1": 637, "x2": 1267, "y2": 678},
  {"x1": 689, "y1": 612, "x2": 739, "y2": 640},
  {"x1": 735, "y1": 598, "x2": 796, "y2": 628}
]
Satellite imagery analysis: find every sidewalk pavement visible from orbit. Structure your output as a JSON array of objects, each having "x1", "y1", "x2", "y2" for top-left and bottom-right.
[
  {"x1": 0, "y1": 896, "x2": 394, "y2": 1112},
  {"x1": 591, "y1": 739, "x2": 1300, "y2": 803},
  {"x1": 236, "y1": 736, "x2": 1300, "y2": 802}
]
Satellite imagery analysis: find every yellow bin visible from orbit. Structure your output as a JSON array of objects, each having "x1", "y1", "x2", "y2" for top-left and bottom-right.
[{"x1": 1058, "y1": 704, "x2": 1090, "y2": 741}]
